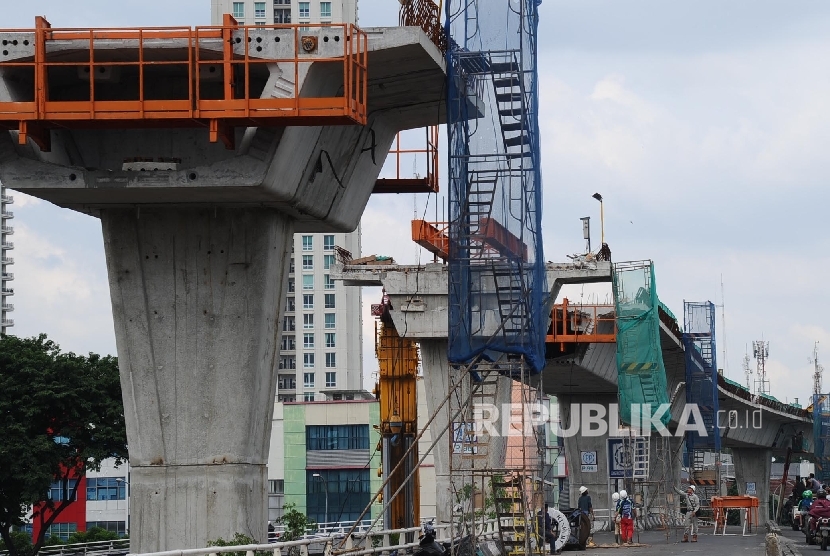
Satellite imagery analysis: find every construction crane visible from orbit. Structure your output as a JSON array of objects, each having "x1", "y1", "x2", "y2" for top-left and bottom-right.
[{"x1": 372, "y1": 289, "x2": 420, "y2": 530}]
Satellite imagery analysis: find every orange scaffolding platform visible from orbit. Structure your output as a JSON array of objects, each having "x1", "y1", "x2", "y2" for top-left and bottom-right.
[
  {"x1": 546, "y1": 298, "x2": 616, "y2": 347},
  {"x1": 0, "y1": 16, "x2": 367, "y2": 150},
  {"x1": 374, "y1": 126, "x2": 439, "y2": 194}
]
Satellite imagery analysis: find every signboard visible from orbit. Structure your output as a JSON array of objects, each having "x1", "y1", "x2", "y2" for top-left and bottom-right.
[
  {"x1": 607, "y1": 438, "x2": 633, "y2": 479},
  {"x1": 746, "y1": 482, "x2": 756, "y2": 495},
  {"x1": 452, "y1": 422, "x2": 478, "y2": 454},
  {"x1": 580, "y1": 451, "x2": 598, "y2": 473}
]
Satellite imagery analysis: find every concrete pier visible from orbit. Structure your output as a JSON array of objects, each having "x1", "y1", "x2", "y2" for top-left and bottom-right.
[{"x1": 0, "y1": 24, "x2": 446, "y2": 552}]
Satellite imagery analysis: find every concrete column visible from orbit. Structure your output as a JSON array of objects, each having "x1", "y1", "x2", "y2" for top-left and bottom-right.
[
  {"x1": 732, "y1": 447, "x2": 771, "y2": 528},
  {"x1": 419, "y1": 340, "x2": 453, "y2": 523},
  {"x1": 102, "y1": 207, "x2": 292, "y2": 553}
]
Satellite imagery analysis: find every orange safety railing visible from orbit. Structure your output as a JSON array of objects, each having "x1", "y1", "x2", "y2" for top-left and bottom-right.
[
  {"x1": 0, "y1": 16, "x2": 368, "y2": 150},
  {"x1": 547, "y1": 298, "x2": 616, "y2": 347},
  {"x1": 711, "y1": 495, "x2": 758, "y2": 535},
  {"x1": 375, "y1": 126, "x2": 439, "y2": 194}
]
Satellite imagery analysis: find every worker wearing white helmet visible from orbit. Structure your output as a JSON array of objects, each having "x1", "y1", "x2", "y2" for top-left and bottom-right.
[
  {"x1": 611, "y1": 492, "x2": 621, "y2": 545},
  {"x1": 617, "y1": 490, "x2": 635, "y2": 544},
  {"x1": 674, "y1": 484, "x2": 701, "y2": 542},
  {"x1": 577, "y1": 486, "x2": 595, "y2": 547}
]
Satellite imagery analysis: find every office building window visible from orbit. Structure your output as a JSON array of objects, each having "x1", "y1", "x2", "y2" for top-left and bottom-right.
[
  {"x1": 304, "y1": 353, "x2": 315, "y2": 368},
  {"x1": 302, "y1": 235, "x2": 313, "y2": 251},
  {"x1": 45, "y1": 523, "x2": 77, "y2": 541},
  {"x1": 325, "y1": 353, "x2": 336, "y2": 368},
  {"x1": 279, "y1": 395, "x2": 296, "y2": 402},
  {"x1": 274, "y1": 7, "x2": 291, "y2": 22},
  {"x1": 306, "y1": 469, "x2": 370, "y2": 524},
  {"x1": 303, "y1": 274, "x2": 314, "y2": 290},
  {"x1": 303, "y1": 294, "x2": 314, "y2": 309},
  {"x1": 303, "y1": 313, "x2": 314, "y2": 329},
  {"x1": 232, "y1": 2, "x2": 245, "y2": 19},
  {"x1": 306, "y1": 425, "x2": 369, "y2": 450},
  {"x1": 320, "y1": 2, "x2": 332, "y2": 18},
  {"x1": 255, "y1": 2, "x2": 266, "y2": 18},
  {"x1": 325, "y1": 371, "x2": 336, "y2": 388},
  {"x1": 283, "y1": 315, "x2": 295, "y2": 332},
  {"x1": 281, "y1": 335, "x2": 296, "y2": 351},
  {"x1": 279, "y1": 356, "x2": 296, "y2": 370},
  {"x1": 269, "y1": 479, "x2": 285, "y2": 494},
  {"x1": 48, "y1": 480, "x2": 78, "y2": 502},
  {"x1": 299, "y1": 2, "x2": 310, "y2": 18},
  {"x1": 324, "y1": 275, "x2": 335, "y2": 290},
  {"x1": 304, "y1": 372, "x2": 315, "y2": 388},
  {"x1": 324, "y1": 254, "x2": 335, "y2": 270},
  {"x1": 286, "y1": 297, "x2": 296, "y2": 312},
  {"x1": 86, "y1": 522, "x2": 126, "y2": 536},
  {"x1": 86, "y1": 478, "x2": 126, "y2": 501},
  {"x1": 325, "y1": 313, "x2": 335, "y2": 329},
  {"x1": 303, "y1": 255, "x2": 313, "y2": 270},
  {"x1": 325, "y1": 294, "x2": 336, "y2": 308},
  {"x1": 304, "y1": 393, "x2": 316, "y2": 402},
  {"x1": 323, "y1": 235, "x2": 335, "y2": 250},
  {"x1": 288, "y1": 277, "x2": 295, "y2": 293},
  {"x1": 304, "y1": 333, "x2": 314, "y2": 349},
  {"x1": 325, "y1": 333, "x2": 336, "y2": 348}
]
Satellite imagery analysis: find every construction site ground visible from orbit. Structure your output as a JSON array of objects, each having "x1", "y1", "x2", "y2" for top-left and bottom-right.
[{"x1": 562, "y1": 526, "x2": 804, "y2": 554}]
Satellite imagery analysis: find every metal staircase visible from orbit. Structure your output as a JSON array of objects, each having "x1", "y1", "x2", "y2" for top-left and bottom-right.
[{"x1": 492, "y1": 474, "x2": 542, "y2": 556}]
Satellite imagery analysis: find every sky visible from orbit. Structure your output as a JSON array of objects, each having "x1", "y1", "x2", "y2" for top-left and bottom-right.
[{"x1": 5, "y1": 0, "x2": 830, "y2": 407}]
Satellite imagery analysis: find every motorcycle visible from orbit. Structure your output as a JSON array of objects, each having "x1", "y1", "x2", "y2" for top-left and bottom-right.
[
  {"x1": 793, "y1": 507, "x2": 807, "y2": 532},
  {"x1": 816, "y1": 517, "x2": 830, "y2": 551},
  {"x1": 413, "y1": 521, "x2": 474, "y2": 556}
]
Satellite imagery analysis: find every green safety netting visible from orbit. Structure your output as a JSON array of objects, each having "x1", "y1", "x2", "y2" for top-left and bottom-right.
[{"x1": 612, "y1": 261, "x2": 670, "y2": 427}]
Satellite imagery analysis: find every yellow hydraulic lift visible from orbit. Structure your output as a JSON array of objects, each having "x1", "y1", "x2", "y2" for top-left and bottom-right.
[{"x1": 372, "y1": 289, "x2": 420, "y2": 530}]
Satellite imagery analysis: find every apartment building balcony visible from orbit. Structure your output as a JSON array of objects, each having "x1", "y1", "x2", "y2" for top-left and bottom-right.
[
  {"x1": 1, "y1": 257, "x2": 12, "y2": 265},
  {"x1": 1, "y1": 211, "x2": 12, "y2": 219},
  {"x1": 1, "y1": 303, "x2": 13, "y2": 311},
  {"x1": 1, "y1": 288, "x2": 13, "y2": 296},
  {"x1": 0, "y1": 227, "x2": 12, "y2": 235},
  {"x1": 1, "y1": 242, "x2": 13, "y2": 250},
  {"x1": 2, "y1": 273, "x2": 13, "y2": 281},
  {"x1": 0, "y1": 195, "x2": 12, "y2": 204},
  {"x1": 1, "y1": 319, "x2": 13, "y2": 327}
]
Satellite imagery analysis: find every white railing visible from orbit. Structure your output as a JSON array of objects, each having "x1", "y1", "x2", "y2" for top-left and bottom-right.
[
  {"x1": 128, "y1": 519, "x2": 502, "y2": 556},
  {"x1": 1, "y1": 538, "x2": 129, "y2": 556}
]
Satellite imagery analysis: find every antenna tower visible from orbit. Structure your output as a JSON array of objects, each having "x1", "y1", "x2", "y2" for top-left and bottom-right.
[
  {"x1": 752, "y1": 340, "x2": 770, "y2": 398},
  {"x1": 742, "y1": 351, "x2": 752, "y2": 391},
  {"x1": 813, "y1": 342, "x2": 824, "y2": 398}
]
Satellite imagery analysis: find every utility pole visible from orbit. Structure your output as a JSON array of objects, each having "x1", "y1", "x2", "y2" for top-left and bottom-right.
[{"x1": 813, "y1": 342, "x2": 824, "y2": 399}]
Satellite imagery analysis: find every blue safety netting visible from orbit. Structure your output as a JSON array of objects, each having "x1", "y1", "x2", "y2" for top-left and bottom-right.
[
  {"x1": 682, "y1": 301, "x2": 721, "y2": 453},
  {"x1": 444, "y1": 0, "x2": 547, "y2": 372},
  {"x1": 612, "y1": 261, "x2": 670, "y2": 427},
  {"x1": 814, "y1": 394, "x2": 830, "y2": 482}
]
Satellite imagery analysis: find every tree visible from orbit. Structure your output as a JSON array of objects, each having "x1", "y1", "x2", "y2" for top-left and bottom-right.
[
  {"x1": 0, "y1": 334, "x2": 127, "y2": 556},
  {"x1": 277, "y1": 503, "x2": 316, "y2": 541}
]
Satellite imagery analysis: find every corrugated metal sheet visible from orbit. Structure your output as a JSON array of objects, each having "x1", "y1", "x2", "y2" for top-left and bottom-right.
[{"x1": 306, "y1": 449, "x2": 371, "y2": 468}]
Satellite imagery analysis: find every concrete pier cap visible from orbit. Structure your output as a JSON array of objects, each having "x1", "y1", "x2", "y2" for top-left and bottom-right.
[{"x1": 0, "y1": 23, "x2": 447, "y2": 553}]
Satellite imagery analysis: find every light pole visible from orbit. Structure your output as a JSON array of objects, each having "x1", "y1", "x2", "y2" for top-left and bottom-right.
[
  {"x1": 312, "y1": 473, "x2": 329, "y2": 528},
  {"x1": 115, "y1": 477, "x2": 130, "y2": 535},
  {"x1": 591, "y1": 193, "x2": 604, "y2": 245}
]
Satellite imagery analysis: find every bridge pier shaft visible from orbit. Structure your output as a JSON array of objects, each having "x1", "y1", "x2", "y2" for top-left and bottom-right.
[
  {"x1": 732, "y1": 447, "x2": 771, "y2": 527},
  {"x1": 103, "y1": 207, "x2": 292, "y2": 553}
]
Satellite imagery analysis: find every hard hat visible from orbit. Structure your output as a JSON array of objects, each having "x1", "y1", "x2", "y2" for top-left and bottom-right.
[
  {"x1": 687, "y1": 485, "x2": 696, "y2": 492},
  {"x1": 620, "y1": 490, "x2": 628, "y2": 499},
  {"x1": 579, "y1": 486, "x2": 588, "y2": 494},
  {"x1": 612, "y1": 492, "x2": 620, "y2": 501}
]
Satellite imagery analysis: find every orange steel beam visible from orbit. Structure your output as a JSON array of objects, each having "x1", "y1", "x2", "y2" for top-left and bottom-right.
[
  {"x1": 412, "y1": 219, "x2": 449, "y2": 261},
  {"x1": 547, "y1": 297, "x2": 616, "y2": 347},
  {"x1": 477, "y1": 217, "x2": 528, "y2": 261},
  {"x1": 0, "y1": 18, "x2": 368, "y2": 150}
]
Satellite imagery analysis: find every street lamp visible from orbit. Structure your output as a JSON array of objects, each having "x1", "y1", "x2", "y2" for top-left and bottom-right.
[
  {"x1": 591, "y1": 193, "x2": 604, "y2": 246},
  {"x1": 312, "y1": 473, "x2": 329, "y2": 528},
  {"x1": 115, "y1": 478, "x2": 130, "y2": 535}
]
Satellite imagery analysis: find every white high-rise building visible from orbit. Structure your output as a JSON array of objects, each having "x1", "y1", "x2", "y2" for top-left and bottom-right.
[
  {"x1": 279, "y1": 231, "x2": 363, "y2": 401},
  {"x1": 210, "y1": 0, "x2": 363, "y2": 402},
  {"x1": 210, "y1": 0, "x2": 357, "y2": 26},
  {"x1": 1, "y1": 182, "x2": 12, "y2": 334}
]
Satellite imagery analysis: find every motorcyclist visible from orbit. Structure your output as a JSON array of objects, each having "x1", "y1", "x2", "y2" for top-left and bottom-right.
[
  {"x1": 800, "y1": 490, "x2": 814, "y2": 512},
  {"x1": 809, "y1": 491, "x2": 830, "y2": 533},
  {"x1": 416, "y1": 520, "x2": 444, "y2": 556}
]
